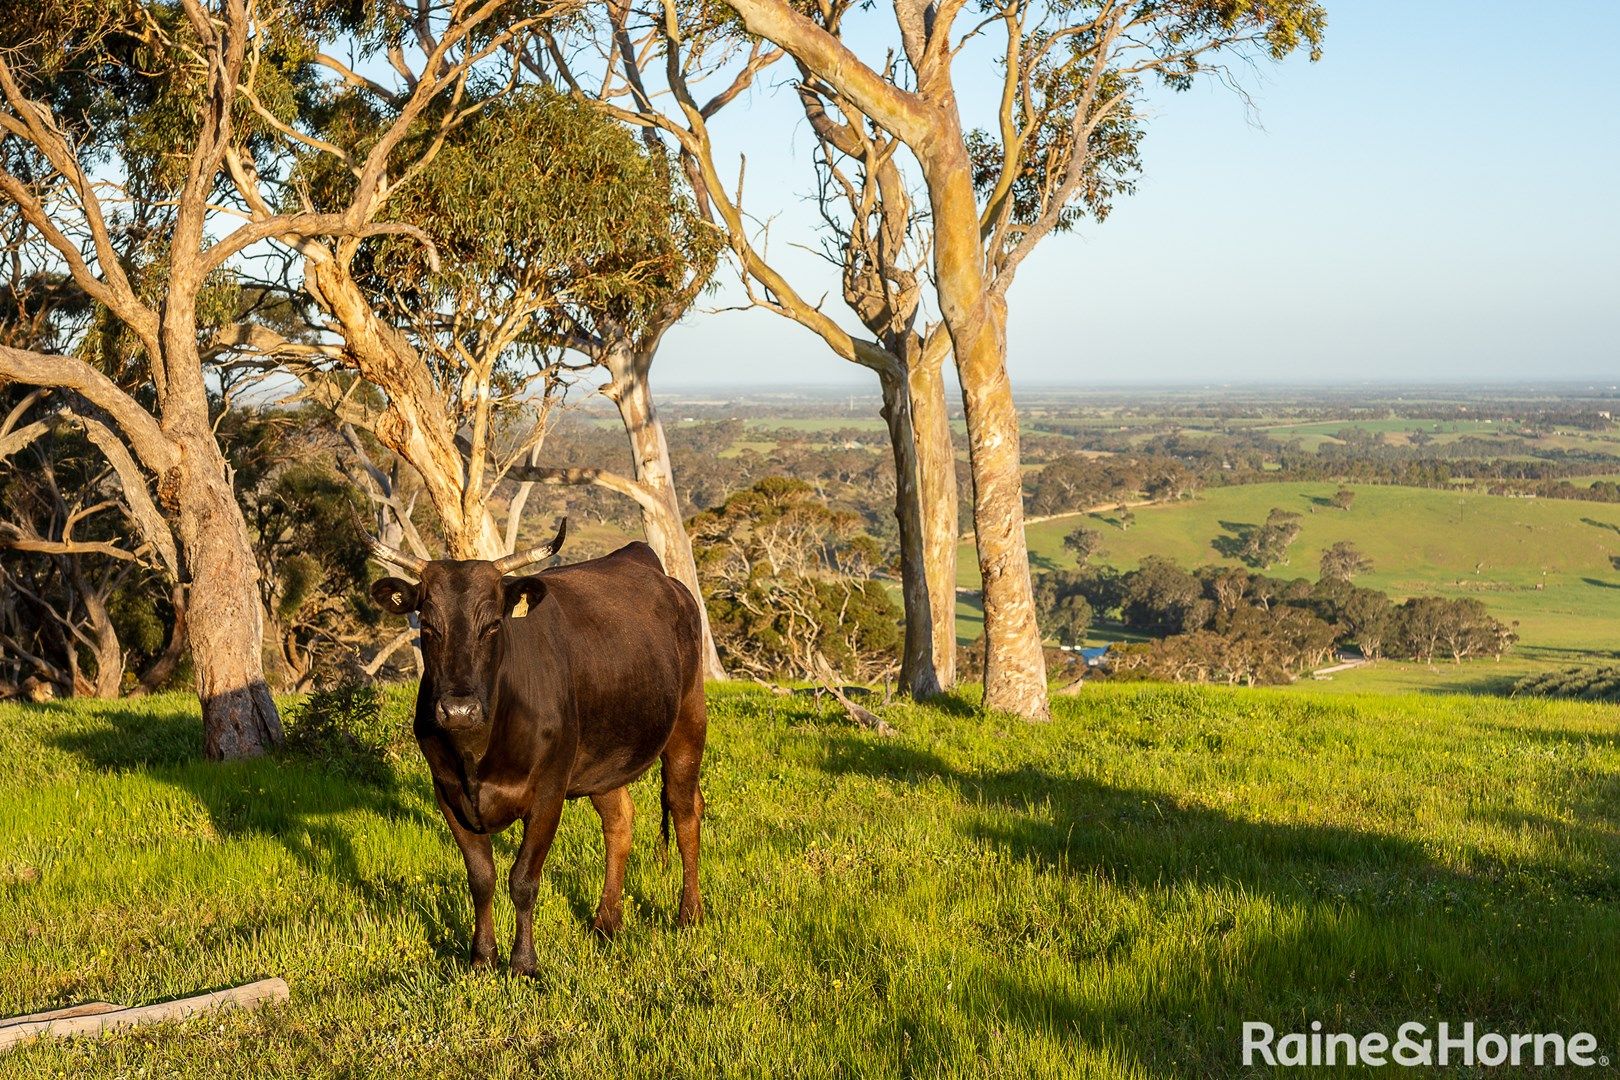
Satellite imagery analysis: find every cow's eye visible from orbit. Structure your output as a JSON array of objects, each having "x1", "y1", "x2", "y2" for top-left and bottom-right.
[
  {"x1": 419, "y1": 625, "x2": 438, "y2": 641},
  {"x1": 480, "y1": 623, "x2": 500, "y2": 639}
]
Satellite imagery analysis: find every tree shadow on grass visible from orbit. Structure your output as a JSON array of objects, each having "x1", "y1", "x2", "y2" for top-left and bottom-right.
[
  {"x1": 815, "y1": 736, "x2": 1620, "y2": 1076},
  {"x1": 1409, "y1": 667, "x2": 1533, "y2": 698},
  {"x1": 912, "y1": 688, "x2": 982, "y2": 719},
  {"x1": 1210, "y1": 520, "x2": 1255, "y2": 562},
  {"x1": 1028, "y1": 550, "x2": 1062, "y2": 573},
  {"x1": 44, "y1": 698, "x2": 623, "y2": 963},
  {"x1": 45, "y1": 699, "x2": 476, "y2": 965}
]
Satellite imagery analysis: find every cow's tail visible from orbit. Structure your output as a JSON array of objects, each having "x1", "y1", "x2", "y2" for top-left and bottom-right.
[{"x1": 659, "y1": 771, "x2": 672, "y2": 870}]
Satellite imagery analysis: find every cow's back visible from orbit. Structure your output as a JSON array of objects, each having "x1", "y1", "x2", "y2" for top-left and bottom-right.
[{"x1": 531, "y1": 542, "x2": 702, "y2": 794}]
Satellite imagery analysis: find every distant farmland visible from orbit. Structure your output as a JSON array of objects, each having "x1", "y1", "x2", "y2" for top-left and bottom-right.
[{"x1": 956, "y1": 482, "x2": 1620, "y2": 690}]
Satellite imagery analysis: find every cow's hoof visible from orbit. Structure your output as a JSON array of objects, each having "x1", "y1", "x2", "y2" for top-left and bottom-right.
[
  {"x1": 509, "y1": 949, "x2": 538, "y2": 978},
  {"x1": 470, "y1": 947, "x2": 497, "y2": 971},
  {"x1": 590, "y1": 909, "x2": 623, "y2": 938},
  {"x1": 677, "y1": 897, "x2": 704, "y2": 929}
]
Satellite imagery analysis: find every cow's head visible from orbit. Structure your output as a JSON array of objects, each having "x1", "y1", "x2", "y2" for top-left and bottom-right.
[{"x1": 368, "y1": 519, "x2": 566, "y2": 739}]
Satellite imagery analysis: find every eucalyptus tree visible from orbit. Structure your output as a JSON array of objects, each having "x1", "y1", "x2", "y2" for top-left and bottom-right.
[
  {"x1": 0, "y1": 0, "x2": 555, "y2": 756},
  {"x1": 570, "y1": 0, "x2": 961, "y2": 697},
  {"x1": 232, "y1": 9, "x2": 727, "y2": 675},
  {"x1": 706, "y1": 0, "x2": 1328, "y2": 719},
  {"x1": 0, "y1": 0, "x2": 288, "y2": 752}
]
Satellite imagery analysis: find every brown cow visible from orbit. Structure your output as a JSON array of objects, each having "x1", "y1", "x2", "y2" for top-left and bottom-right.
[{"x1": 369, "y1": 520, "x2": 706, "y2": 975}]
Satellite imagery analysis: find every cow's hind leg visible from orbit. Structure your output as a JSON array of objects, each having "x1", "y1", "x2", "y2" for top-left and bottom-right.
[
  {"x1": 589, "y1": 786, "x2": 634, "y2": 937},
  {"x1": 662, "y1": 684, "x2": 708, "y2": 927},
  {"x1": 508, "y1": 787, "x2": 566, "y2": 977},
  {"x1": 434, "y1": 788, "x2": 498, "y2": 969}
]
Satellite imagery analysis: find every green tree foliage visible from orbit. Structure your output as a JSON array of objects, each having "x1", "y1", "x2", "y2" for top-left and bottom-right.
[
  {"x1": 689, "y1": 478, "x2": 900, "y2": 682},
  {"x1": 1120, "y1": 556, "x2": 1210, "y2": 635},
  {"x1": 1393, "y1": 596, "x2": 1515, "y2": 664},
  {"x1": 1319, "y1": 540, "x2": 1373, "y2": 581},
  {"x1": 1216, "y1": 508, "x2": 1304, "y2": 568},
  {"x1": 1061, "y1": 525, "x2": 1102, "y2": 565},
  {"x1": 1112, "y1": 602, "x2": 1336, "y2": 686},
  {"x1": 297, "y1": 86, "x2": 716, "y2": 364},
  {"x1": 1332, "y1": 486, "x2": 1356, "y2": 510},
  {"x1": 1104, "y1": 558, "x2": 1516, "y2": 685},
  {"x1": 1310, "y1": 577, "x2": 1395, "y2": 659},
  {"x1": 1250, "y1": 508, "x2": 1304, "y2": 568},
  {"x1": 1032, "y1": 572, "x2": 1094, "y2": 646},
  {"x1": 1024, "y1": 454, "x2": 1196, "y2": 516}
]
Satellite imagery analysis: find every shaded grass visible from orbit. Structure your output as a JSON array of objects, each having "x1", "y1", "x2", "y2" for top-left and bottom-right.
[{"x1": 3, "y1": 684, "x2": 1620, "y2": 1076}]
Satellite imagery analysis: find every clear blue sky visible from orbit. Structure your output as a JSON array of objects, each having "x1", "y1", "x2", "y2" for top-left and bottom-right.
[{"x1": 654, "y1": 1, "x2": 1620, "y2": 389}]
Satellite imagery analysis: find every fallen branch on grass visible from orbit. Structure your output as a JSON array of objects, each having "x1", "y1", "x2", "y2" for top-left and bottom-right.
[
  {"x1": 752, "y1": 668, "x2": 898, "y2": 738},
  {"x1": 0, "y1": 978, "x2": 289, "y2": 1051}
]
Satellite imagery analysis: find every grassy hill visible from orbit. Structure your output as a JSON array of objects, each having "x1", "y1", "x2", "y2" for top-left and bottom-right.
[
  {"x1": 4, "y1": 685, "x2": 1620, "y2": 1077},
  {"x1": 957, "y1": 482, "x2": 1620, "y2": 688}
]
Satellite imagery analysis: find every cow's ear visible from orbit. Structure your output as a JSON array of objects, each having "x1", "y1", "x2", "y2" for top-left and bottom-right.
[
  {"x1": 371, "y1": 577, "x2": 419, "y2": 615},
  {"x1": 503, "y1": 575, "x2": 547, "y2": 619}
]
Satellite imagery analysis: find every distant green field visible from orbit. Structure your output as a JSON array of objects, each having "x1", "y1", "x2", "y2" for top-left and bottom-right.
[
  {"x1": 957, "y1": 483, "x2": 1620, "y2": 670},
  {"x1": 6, "y1": 684, "x2": 1620, "y2": 1076}
]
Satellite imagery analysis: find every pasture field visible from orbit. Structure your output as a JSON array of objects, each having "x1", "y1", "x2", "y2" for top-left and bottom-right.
[
  {"x1": 1261, "y1": 418, "x2": 1518, "y2": 445},
  {"x1": 959, "y1": 482, "x2": 1620, "y2": 673},
  {"x1": 4, "y1": 685, "x2": 1620, "y2": 1077}
]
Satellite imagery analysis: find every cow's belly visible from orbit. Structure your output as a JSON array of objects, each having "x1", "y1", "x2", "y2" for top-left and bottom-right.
[{"x1": 564, "y1": 701, "x2": 678, "y2": 796}]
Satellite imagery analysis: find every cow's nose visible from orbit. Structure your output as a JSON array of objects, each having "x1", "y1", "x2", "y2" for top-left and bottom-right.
[{"x1": 437, "y1": 694, "x2": 483, "y2": 730}]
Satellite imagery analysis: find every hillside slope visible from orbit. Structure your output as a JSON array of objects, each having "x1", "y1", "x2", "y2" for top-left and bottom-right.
[{"x1": 3, "y1": 685, "x2": 1618, "y2": 1077}]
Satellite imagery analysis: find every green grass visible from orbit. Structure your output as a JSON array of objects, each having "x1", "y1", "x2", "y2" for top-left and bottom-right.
[
  {"x1": 5, "y1": 685, "x2": 1620, "y2": 1077},
  {"x1": 1262, "y1": 418, "x2": 1516, "y2": 442},
  {"x1": 962, "y1": 482, "x2": 1620, "y2": 673}
]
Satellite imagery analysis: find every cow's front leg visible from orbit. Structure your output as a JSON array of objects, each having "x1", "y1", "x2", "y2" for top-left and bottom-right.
[
  {"x1": 434, "y1": 788, "x2": 498, "y2": 969},
  {"x1": 508, "y1": 789, "x2": 566, "y2": 977}
]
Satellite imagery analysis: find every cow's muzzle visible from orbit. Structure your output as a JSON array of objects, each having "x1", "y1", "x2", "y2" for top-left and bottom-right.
[{"x1": 436, "y1": 693, "x2": 484, "y2": 731}]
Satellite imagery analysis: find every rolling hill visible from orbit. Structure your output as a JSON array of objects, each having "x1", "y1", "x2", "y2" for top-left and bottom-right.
[{"x1": 956, "y1": 482, "x2": 1620, "y2": 689}]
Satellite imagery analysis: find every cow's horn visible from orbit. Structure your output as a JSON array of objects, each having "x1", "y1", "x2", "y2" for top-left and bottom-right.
[
  {"x1": 494, "y1": 517, "x2": 567, "y2": 575},
  {"x1": 368, "y1": 536, "x2": 428, "y2": 576}
]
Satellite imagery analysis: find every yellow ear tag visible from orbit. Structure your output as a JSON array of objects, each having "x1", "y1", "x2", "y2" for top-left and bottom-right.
[{"x1": 511, "y1": 594, "x2": 530, "y2": 619}]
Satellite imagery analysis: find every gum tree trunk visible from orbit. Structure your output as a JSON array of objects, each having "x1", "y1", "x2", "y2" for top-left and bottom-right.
[
  {"x1": 162, "y1": 308, "x2": 283, "y2": 757},
  {"x1": 922, "y1": 144, "x2": 1049, "y2": 720},
  {"x1": 172, "y1": 430, "x2": 284, "y2": 758},
  {"x1": 716, "y1": 0, "x2": 1050, "y2": 720},
  {"x1": 607, "y1": 349, "x2": 725, "y2": 680},
  {"x1": 877, "y1": 334, "x2": 958, "y2": 697}
]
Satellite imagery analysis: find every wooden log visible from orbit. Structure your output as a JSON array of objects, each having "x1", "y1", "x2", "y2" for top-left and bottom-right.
[
  {"x1": 0, "y1": 978, "x2": 288, "y2": 1051},
  {"x1": 0, "y1": 1003, "x2": 123, "y2": 1030}
]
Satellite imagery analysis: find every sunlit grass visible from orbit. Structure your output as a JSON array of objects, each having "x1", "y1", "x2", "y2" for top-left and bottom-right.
[{"x1": 3, "y1": 683, "x2": 1619, "y2": 1077}]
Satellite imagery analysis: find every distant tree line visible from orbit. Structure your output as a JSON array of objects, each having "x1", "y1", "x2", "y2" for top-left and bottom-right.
[
  {"x1": 1029, "y1": 558, "x2": 1517, "y2": 686},
  {"x1": 1018, "y1": 445, "x2": 1620, "y2": 521}
]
